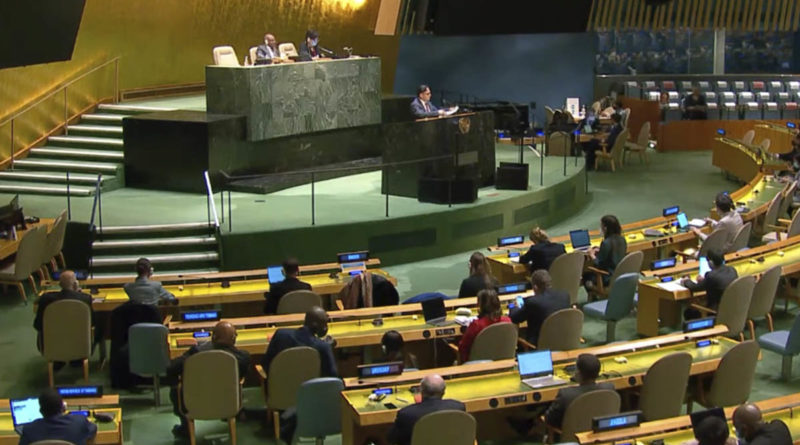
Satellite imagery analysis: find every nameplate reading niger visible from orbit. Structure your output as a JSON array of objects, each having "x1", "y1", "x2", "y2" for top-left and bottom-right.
[
  {"x1": 435, "y1": 328, "x2": 456, "y2": 336},
  {"x1": 504, "y1": 395, "x2": 527, "y2": 404}
]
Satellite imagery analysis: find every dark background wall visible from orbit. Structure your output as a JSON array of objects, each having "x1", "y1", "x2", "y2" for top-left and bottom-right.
[{"x1": 393, "y1": 33, "x2": 596, "y2": 126}]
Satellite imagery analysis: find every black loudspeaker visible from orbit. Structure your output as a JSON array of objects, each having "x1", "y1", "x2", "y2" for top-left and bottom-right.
[
  {"x1": 495, "y1": 162, "x2": 529, "y2": 190},
  {"x1": 418, "y1": 178, "x2": 478, "y2": 204},
  {"x1": 61, "y1": 221, "x2": 94, "y2": 271}
]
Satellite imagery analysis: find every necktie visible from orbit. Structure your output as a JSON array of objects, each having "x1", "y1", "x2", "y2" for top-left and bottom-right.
[{"x1": 424, "y1": 102, "x2": 429, "y2": 113}]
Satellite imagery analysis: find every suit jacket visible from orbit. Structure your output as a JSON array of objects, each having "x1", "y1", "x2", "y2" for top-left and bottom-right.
[
  {"x1": 594, "y1": 234, "x2": 628, "y2": 276},
  {"x1": 510, "y1": 288, "x2": 570, "y2": 345},
  {"x1": 256, "y1": 44, "x2": 279, "y2": 61},
  {"x1": 457, "y1": 274, "x2": 498, "y2": 299},
  {"x1": 683, "y1": 264, "x2": 738, "y2": 310},
  {"x1": 519, "y1": 242, "x2": 566, "y2": 271},
  {"x1": 264, "y1": 277, "x2": 312, "y2": 314},
  {"x1": 261, "y1": 326, "x2": 338, "y2": 377},
  {"x1": 298, "y1": 41, "x2": 318, "y2": 61},
  {"x1": 34, "y1": 288, "x2": 93, "y2": 332},
  {"x1": 387, "y1": 398, "x2": 466, "y2": 445},
  {"x1": 605, "y1": 123, "x2": 624, "y2": 148},
  {"x1": 18, "y1": 414, "x2": 97, "y2": 445},
  {"x1": 544, "y1": 382, "x2": 616, "y2": 428},
  {"x1": 410, "y1": 97, "x2": 439, "y2": 118},
  {"x1": 749, "y1": 419, "x2": 793, "y2": 445},
  {"x1": 124, "y1": 277, "x2": 176, "y2": 306},
  {"x1": 166, "y1": 341, "x2": 251, "y2": 383}
]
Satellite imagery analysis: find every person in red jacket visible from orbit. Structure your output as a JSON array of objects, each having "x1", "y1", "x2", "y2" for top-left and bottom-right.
[{"x1": 458, "y1": 289, "x2": 511, "y2": 363}]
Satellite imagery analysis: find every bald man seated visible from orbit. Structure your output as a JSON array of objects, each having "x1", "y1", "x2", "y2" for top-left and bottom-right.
[
  {"x1": 261, "y1": 306, "x2": 338, "y2": 378},
  {"x1": 387, "y1": 374, "x2": 466, "y2": 445},
  {"x1": 33, "y1": 270, "x2": 94, "y2": 369},
  {"x1": 733, "y1": 403, "x2": 792, "y2": 445},
  {"x1": 166, "y1": 321, "x2": 250, "y2": 438}
]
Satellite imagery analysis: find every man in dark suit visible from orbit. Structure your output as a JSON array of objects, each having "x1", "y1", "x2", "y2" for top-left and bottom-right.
[
  {"x1": 255, "y1": 33, "x2": 280, "y2": 64},
  {"x1": 681, "y1": 248, "x2": 738, "y2": 319},
  {"x1": 510, "y1": 270, "x2": 570, "y2": 346},
  {"x1": 733, "y1": 403, "x2": 793, "y2": 445},
  {"x1": 582, "y1": 113, "x2": 623, "y2": 170},
  {"x1": 33, "y1": 270, "x2": 94, "y2": 369},
  {"x1": 387, "y1": 374, "x2": 466, "y2": 445},
  {"x1": 518, "y1": 227, "x2": 567, "y2": 272},
  {"x1": 18, "y1": 388, "x2": 97, "y2": 445},
  {"x1": 298, "y1": 29, "x2": 320, "y2": 62},
  {"x1": 264, "y1": 257, "x2": 312, "y2": 314},
  {"x1": 544, "y1": 354, "x2": 615, "y2": 429},
  {"x1": 261, "y1": 306, "x2": 337, "y2": 377},
  {"x1": 124, "y1": 257, "x2": 177, "y2": 306},
  {"x1": 167, "y1": 322, "x2": 250, "y2": 438},
  {"x1": 410, "y1": 85, "x2": 441, "y2": 119}
]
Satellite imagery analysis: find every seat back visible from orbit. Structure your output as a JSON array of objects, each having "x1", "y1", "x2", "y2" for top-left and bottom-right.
[
  {"x1": 635, "y1": 121, "x2": 651, "y2": 146},
  {"x1": 279, "y1": 42, "x2": 298, "y2": 58},
  {"x1": 761, "y1": 193, "x2": 782, "y2": 234},
  {"x1": 609, "y1": 251, "x2": 644, "y2": 285},
  {"x1": 550, "y1": 251, "x2": 585, "y2": 306},
  {"x1": 786, "y1": 209, "x2": 800, "y2": 238},
  {"x1": 43, "y1": 210, "x2": 68, "y2": 261},
  {"x1": 639, "y1": 352, "x2": 692, "y2": 421},
  {"x1": 760, "y1": 138, "x2": 772, "y2": 152},
  {"x1": 183, "y1": 350, "x2": 241, "y2": 420},
  {"x1": 538, "y1": 308, "x2": 583, "y2": 351},
  {"x1": 42, "y1": 299, "x2": 91, "y2": 362},
  {"x1": 560, "y1": 390, "x2": 621, "y2": 442},
  {"x1": 295, "y1": 377, "x2": 344, "y2": 440},
  {"x1": 609, "y1": 129, "x2": 629, "y2": 165},
  {"x1": 730, "y1": 222, "x2": 752, "y2": 252},
  {"x1": 717, "y1": 275, "x2": 756, "y2": 338},
  {"x1": 547, "y1": 131, "x2": 571, "y2": 156},
  {"x1": 267, "y1": 346, "x2": 321, "y2": 410},
  {"x1": 248, "y1": 46, "x2": 257, "y2": 64},
  {"x1": 545, "y1": 106, "x2": 555, "y2": 127},
  {"x1": 698, "y1": 229, "x2": 728, "y2": 257},
  {"x1": 212, "y1": 46, "x2": 240, "y2": 66},
  {"x1": 604, "y1": 273, "x2": 639, "y2": 321},
  {"x1": 468, "y1": 322, "x2": 518, "y2": 362},
  {"x1": 741, "y1": 129, "x2": 756, "y2": 145},
  {"x1": 276, "y1": 290, "x2": 322, "y2": 315},
  {"x1": 747, "y1": 266, "x2": 781, "y2": 320},
  {"x1": 784, "y1": 314, "x2": 800, "y2": 355},
  {"x1": 17, "y1": 226, "x2": 47, "y2": 280},
  {"x1": 707, "y1": 340, "x2": 760, "y2": 407},
  {"x1": 128, "y1": 323, "x2": 170, "y2": 377},
  {"x1": 411, "y1": 410, "x2": 476, "y2": 445},
  {"x1": 778, "y1": 181, "x2": 797, "y2": 217},
  {"x1": 621, "y1": 108, "x2": 631, "y2": 128}
]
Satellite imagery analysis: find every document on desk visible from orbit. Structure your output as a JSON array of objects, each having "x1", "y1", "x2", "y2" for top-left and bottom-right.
[
  {"x1": 444, "y1": 106, "x2": 459, "y2": 116},
  {"x1": 657, "y1": 281, "x2": 688, "y2": 292}
]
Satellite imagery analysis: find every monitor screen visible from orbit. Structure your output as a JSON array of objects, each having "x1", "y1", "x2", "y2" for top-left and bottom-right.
[
  {"x1": 497, "y1": 282, "x2": 528, "y2": 295},
  {"x1": 181, "y1": 310, "x2": 220, "y2": 322},
  {"x1": 569, "y1": 229, "x2": 591, "y2": 249},
  {"x1": 421, "y1": 297, "x2": 447, "y2": 322},
  {"x1": 10, "y1": 397, "x2": 42, "y2": 427},
  {"x1": 498, "y1": 235, "x2": 524, "y2": 247},
  {"x1": 651, "y1": 257, "x2": 677, "y2": 270},
  {"x1": 676, "y1": 212, "x2": 689, "y2": 229},
  {"x1": 662, "y1": 206, "x2": 680, "y2": 217},
  {"x1": 56, "y1": 385, "x2": 102, "y2": 398},
  {"x1": 337, "y1": 251, "x2": 368, "y2": 264},
  {"x1": 517, "y1": 350, "x2": 553, "y2": 378},
  {"x1": 683, "y1": 317, "x2": 715, "y2": 333},
  {"x1": 267, "y1": 266, "x2": 285, "y2": 284}
]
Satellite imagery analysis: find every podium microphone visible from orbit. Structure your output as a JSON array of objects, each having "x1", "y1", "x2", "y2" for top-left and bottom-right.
[{"x1": 319, "y1": 46, "x2": 335, "y2": 56}]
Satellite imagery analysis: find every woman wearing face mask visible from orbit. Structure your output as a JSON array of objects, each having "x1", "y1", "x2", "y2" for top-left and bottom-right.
[{"x1": 299, "y1": 29, "x2": 320, "y2": 62}]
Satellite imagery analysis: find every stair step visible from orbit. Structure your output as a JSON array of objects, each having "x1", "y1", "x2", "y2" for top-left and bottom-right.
[
  {"x1": 92, "y1": 236, "x2": 217, "y2": 250},
  {"x1": 0, "y1": 182, "x2": 94, "y2": 196},
  {"x1": 13, "y1": 159, "x2": 120, "y2": 174},
  {"x1": 30, "y1": 147, "x2": 124, "y2": 161},
  {"x1": 90, "y1": 252, "x2": 219, "y2": 267},
  {"x1": 67, "y1": 125, "x2": 123, "y2": 136},
  {"x1": 100, "y1": 221, "x2": 214, "y2": 235},
  {"x1": 97, "y1": 103, "x2": 177, "y2": 114},
  {"x1": 81, "y1": 114, "x2": 128, "y2": 125},
  {"x1": 48, "y1": 135, "x2": 123, "y2": 147},
  {"x1": 0, "y1": 171, "x2": 109, "y2": 185}
]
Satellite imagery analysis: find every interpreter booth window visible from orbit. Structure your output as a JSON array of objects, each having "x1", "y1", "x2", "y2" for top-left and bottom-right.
[
  {"x1": 595, "y1": 30, "x2": 713, "y2": 75},
  {"x1": 724, "y1": 32, "x2": 794, "y2": 74}
]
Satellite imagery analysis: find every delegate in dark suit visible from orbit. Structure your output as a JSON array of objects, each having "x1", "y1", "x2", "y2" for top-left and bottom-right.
[
  {"x1": 298, "y1": 41, "x2": 318, "y2": 62},
  {"x1": 544, "y1": 382, "x2": 616, "y2": 428},
  {"x1": 264, "y1": 277, "x2": 312, "y2": 314},
  {"x1": 510, "y1": 289, "x2": 570, "y2": 345},
  {"x1": 519, "y1": 242, "x2": 566, "y2": 271},
  {"x1": 34, "y1": 288, "x2": 93, "y2": 334},
  {"x1": 387, "y1": 398, "x2": 466, "y2": 445},
  {"x1": 410, "y1": 97, "x2": 439, "y2": 119},
  {"x1": 19, "y1": 413, "x2": 97, "y2": 445},
  {"x1": 261, "y1": 326, "x2": 338, "y2": 377},
  {"x1": 683, "y1": 264, "x2": 738, "y2": 312},
  {"x1": 583, "y1": 115, "x2": 623, "y2": 169}
]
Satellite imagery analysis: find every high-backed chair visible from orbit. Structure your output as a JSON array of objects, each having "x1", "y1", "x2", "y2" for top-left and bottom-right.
[
  {"x1": 463, "y1": 322, "x2": 518, "y2": 363},
  {"x1": 755, "y1": 193, "x2": 782, "y2": 237},
  {"x1": 778, "y1": 181, "x2": 797, "y2": 218},
  {"x1": 255, "y1": 346, "x2": 321, "y2": 441},
  {"x1": 547, "y1": 131, "x2": 571, "y2": 156},
  {"x1": 43, "y1": 210, "x2": 68, "y2": 271},
  {"x1": 545, "y1": 106, "x2": 555, "y2": 129},
  {"x1": 639, "y1": 352, "x2": 692, "y2": 421},
  {"x1": 30, "y1": 441, "x2": 74, "y2": 445},
  {"x1": 537, "y1": 309, "x2": 583, "y2": 351},
  {"x1": 595, "y1": 129, "x2": 629, "y2": 172},
  {"x1": 746, "y1": 266, "x2": 781, "y2": 339},
  {"x1": 212, "y1": 46, "x2": 240, "y2": 66},
  {"x1": 621, "y1": 108, "x2": 631, "y2": 128},
  {"x1": 248, "y1": 46, "x2": 257, "y2": 65},
  {"x1": 295, "y1": 377, "x2": 345, "y2": 444},
  {"x1": 276, "y1": 290, "x2": 322, "y2": 315},
  {"x1": 758, "y1": 313, "x2": 800, "y2": 380},
  {"x1": 547, "y1": 390, "x2": 621, "y2": 443},
  {"x1": 760, "y1": 138, "x2": 772, "y2": 153},
  {"x1": 589, "y1": 250, "x2": 644, "y2": 299},
  {"x1": 549, "y1": 252, "x2": 585, "y2": 306},
  {"x1": 741, "y1": 129, "x2": 756, "y2": 145},
  {"x1": 676, "y1": 229, "x2": 728, "y2": 262},
  {"x1": 42, "y1": 300, "x2": 92, "y2": 387},
  {"x1": 181, "y1": 350, "x2": 241, "y2": 445},
  {"x1": 411, "y1": 410, "x2": 476, "y2": 445},
  {"x1": 693, "y1": 275, "x2": 755, "y2": 340},
  {"x1": 278, "y1": 43, "x2": 298, "y2": 58},
  {"x1": 623, "y1": 121, "x2": 650, "y2": 165},
  {"x1": 762, "y1": 206, "x2": 800, "y2": 243},
  {"x1": 729, "y1": 222, "x2": 752, "y2": 252},
  {"x1": 582, "y1": 273, "x2": 639, "y2": 343},
  {"x1": 0, "y1": 225, "x2": 47, "y2": 301},
  {"x1": 688, "y1": 340, "x2": 760, "y2": 412},
  {"x1": 128, "y1": 323, "x2": 170, "y2": 406}
]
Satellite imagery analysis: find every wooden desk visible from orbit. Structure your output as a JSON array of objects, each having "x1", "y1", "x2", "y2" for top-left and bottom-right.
[
  {"x1": 657, "y1": 120, "x2": 792, "y2": 151},
  {"x1": 709, "y1": 173, "x2": 787, "y2": 223},
  {"x1": 712, "y1": 137, "x2": 763, "y2": 182},
  {"x1": 0, "y1": 219, "x2": 53, "y2": 261},
  {"x1": 0, "y1": 399, "x2": 122, "y2": 445},
  {"x1": 576, "y1": 393, "x2": 800, "y2": 444},
  {"x1": 340, "y1": 336, "x2": 738, "y2": 445},
  {"x1": 637, "y1": 234, "x2": 800, "y2": 336},
  {"x1": 754, "y1": 121, "x2": 798, "y2": 155}
]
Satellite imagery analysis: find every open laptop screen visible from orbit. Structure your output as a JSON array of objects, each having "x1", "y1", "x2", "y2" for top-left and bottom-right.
[
  {"x1": 267, "y1": 265, "x2": 285, "y2": 284},
  {"x1": 517, "y1": 350, "x2": 553, "y2": 378},
  {"x1": 10, "y1": 397, "x2": 41, "y2": 429},
  {"x1": 690, "y1": 407, "x2": 726, "y2": 437},
  {"x1": 569, "y1": 229, "x2": 591, "y2": 249},
  {"x1": 421, "y1": 297, "x2": 447, "y2": 323}
]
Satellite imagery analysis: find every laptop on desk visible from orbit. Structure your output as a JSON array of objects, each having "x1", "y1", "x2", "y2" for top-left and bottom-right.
[
  {"x1": 10, "y1": 397, "x2": 42, "y2": 435},
  {"x1": 421, "y1": 297, "x2": 455, "y2": 327},
  {"x1": 518, "y1": 350, "x2": 567, "y2": 389},
  {"x1": 569, "y1": 229, "x2": 592, "y2": 251}
]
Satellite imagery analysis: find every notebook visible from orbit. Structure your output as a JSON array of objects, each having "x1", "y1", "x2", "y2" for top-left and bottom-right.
[
  {"x1": 10, "y1": 397, "x2": 42, "y2": 435},
  {"x1": 518, "y1": 350, "x2": 567, "y2": 389},
  {"x1": 569, "y1": 229, "x2": 592, "y2": 251}
]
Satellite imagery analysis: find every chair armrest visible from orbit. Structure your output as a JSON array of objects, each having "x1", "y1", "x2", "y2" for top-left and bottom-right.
[
  {"x1": 445, "y1": 342, "x2": 459, "y2": 353},
  {"x1": 335, "y1": 300, "x2": 344, "y2": 311},
  {"x1": 255, "y1": 364, "x2": 267, "y2": 384},
  {"x1": 517, "y1": 337, "x2": 536, "y2": 351},
  {"x1": 777, "y1": 218, "x2": 792, "y2": 225},
  {"x1": 767, "y1": 224, "x2": 788, "y2": 231},
  {"x1": 674, "y1": 249, "x2": 699, "y2": 260},
  {"x1": 689, "y1": 303, "x2": 717, "y2": 316},
  {"x1": 586, "y1": 266, "x2": 609, "y2": 276},
  {"x1": 162, "y1": 314, "x2": 172, "y2": 326}
]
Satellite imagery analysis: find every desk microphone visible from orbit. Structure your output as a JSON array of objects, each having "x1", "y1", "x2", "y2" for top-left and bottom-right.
[{"x1": 319, "y1": 46, "x2": 335, "y2": 56}]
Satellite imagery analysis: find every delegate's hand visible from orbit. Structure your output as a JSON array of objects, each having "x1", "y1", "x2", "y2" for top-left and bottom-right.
[
  {"x1": 690, "y1": 226, "x2": 702, "y2": 236},
  {"x1": 323, "y1": 335, "x2": 337, "y2": 348}
]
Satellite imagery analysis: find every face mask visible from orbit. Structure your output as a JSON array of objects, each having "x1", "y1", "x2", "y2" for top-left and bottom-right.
[{"x1": 311, "y1": 38, "x2": 319, "y2": 46}]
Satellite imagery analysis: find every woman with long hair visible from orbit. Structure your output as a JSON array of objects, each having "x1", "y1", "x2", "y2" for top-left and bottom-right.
[
  {"x1": 458, "y1": 289, "x2": 511, "y2": 363},
  {"x1": 457, "y1": 252, "x2": 498, "y2": 298}
]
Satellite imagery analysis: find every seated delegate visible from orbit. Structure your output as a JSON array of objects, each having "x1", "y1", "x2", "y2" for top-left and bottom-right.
[
  {"x1": 510, "y1": 270, "x2": 570, "y2": 346},
  {"x1": 582, "y1": 113, "x2": 623, "y2": 170},
  {"x1": 583, "y1": 214, "x2": 627, "y2": 296},
  {"x1": 263, "y1": 257, "x2": 312, "y2": 314},
  {"x1": 410, "y1": 84, "x2": 457, "y2": 119},
  {"x1": 124, "y1": 257, "x2": 177, "y2": 306},
  {"x1": 518, "y1": 227, "x2": 566, "y2": 272},
  {"x1": 681, "y1": 248, "x2": 737, "y2": 320},
  {"x1": 457, "y1": 252, "x2": 499, "y2": 298},
  {"x1": 458, "y1": 289, "x2": 511, "y2": 363},
  {"x1": 19, "y1": 388, "x2": 97, "y2": 445},
  {"x1": 387, "y1": 374, "x2": 465, "y2": 445}
]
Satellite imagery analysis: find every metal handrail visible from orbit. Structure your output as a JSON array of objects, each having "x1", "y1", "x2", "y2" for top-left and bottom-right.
[
  {"x1": 0, "y1": 57, "x2": 121, "y2": 126},
  {"x1": 204, "y1": 170, "x2": 220, "y2": 229},
  {"x1": 88, "y1": 174, "x2": 103, "y2": 235}
]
